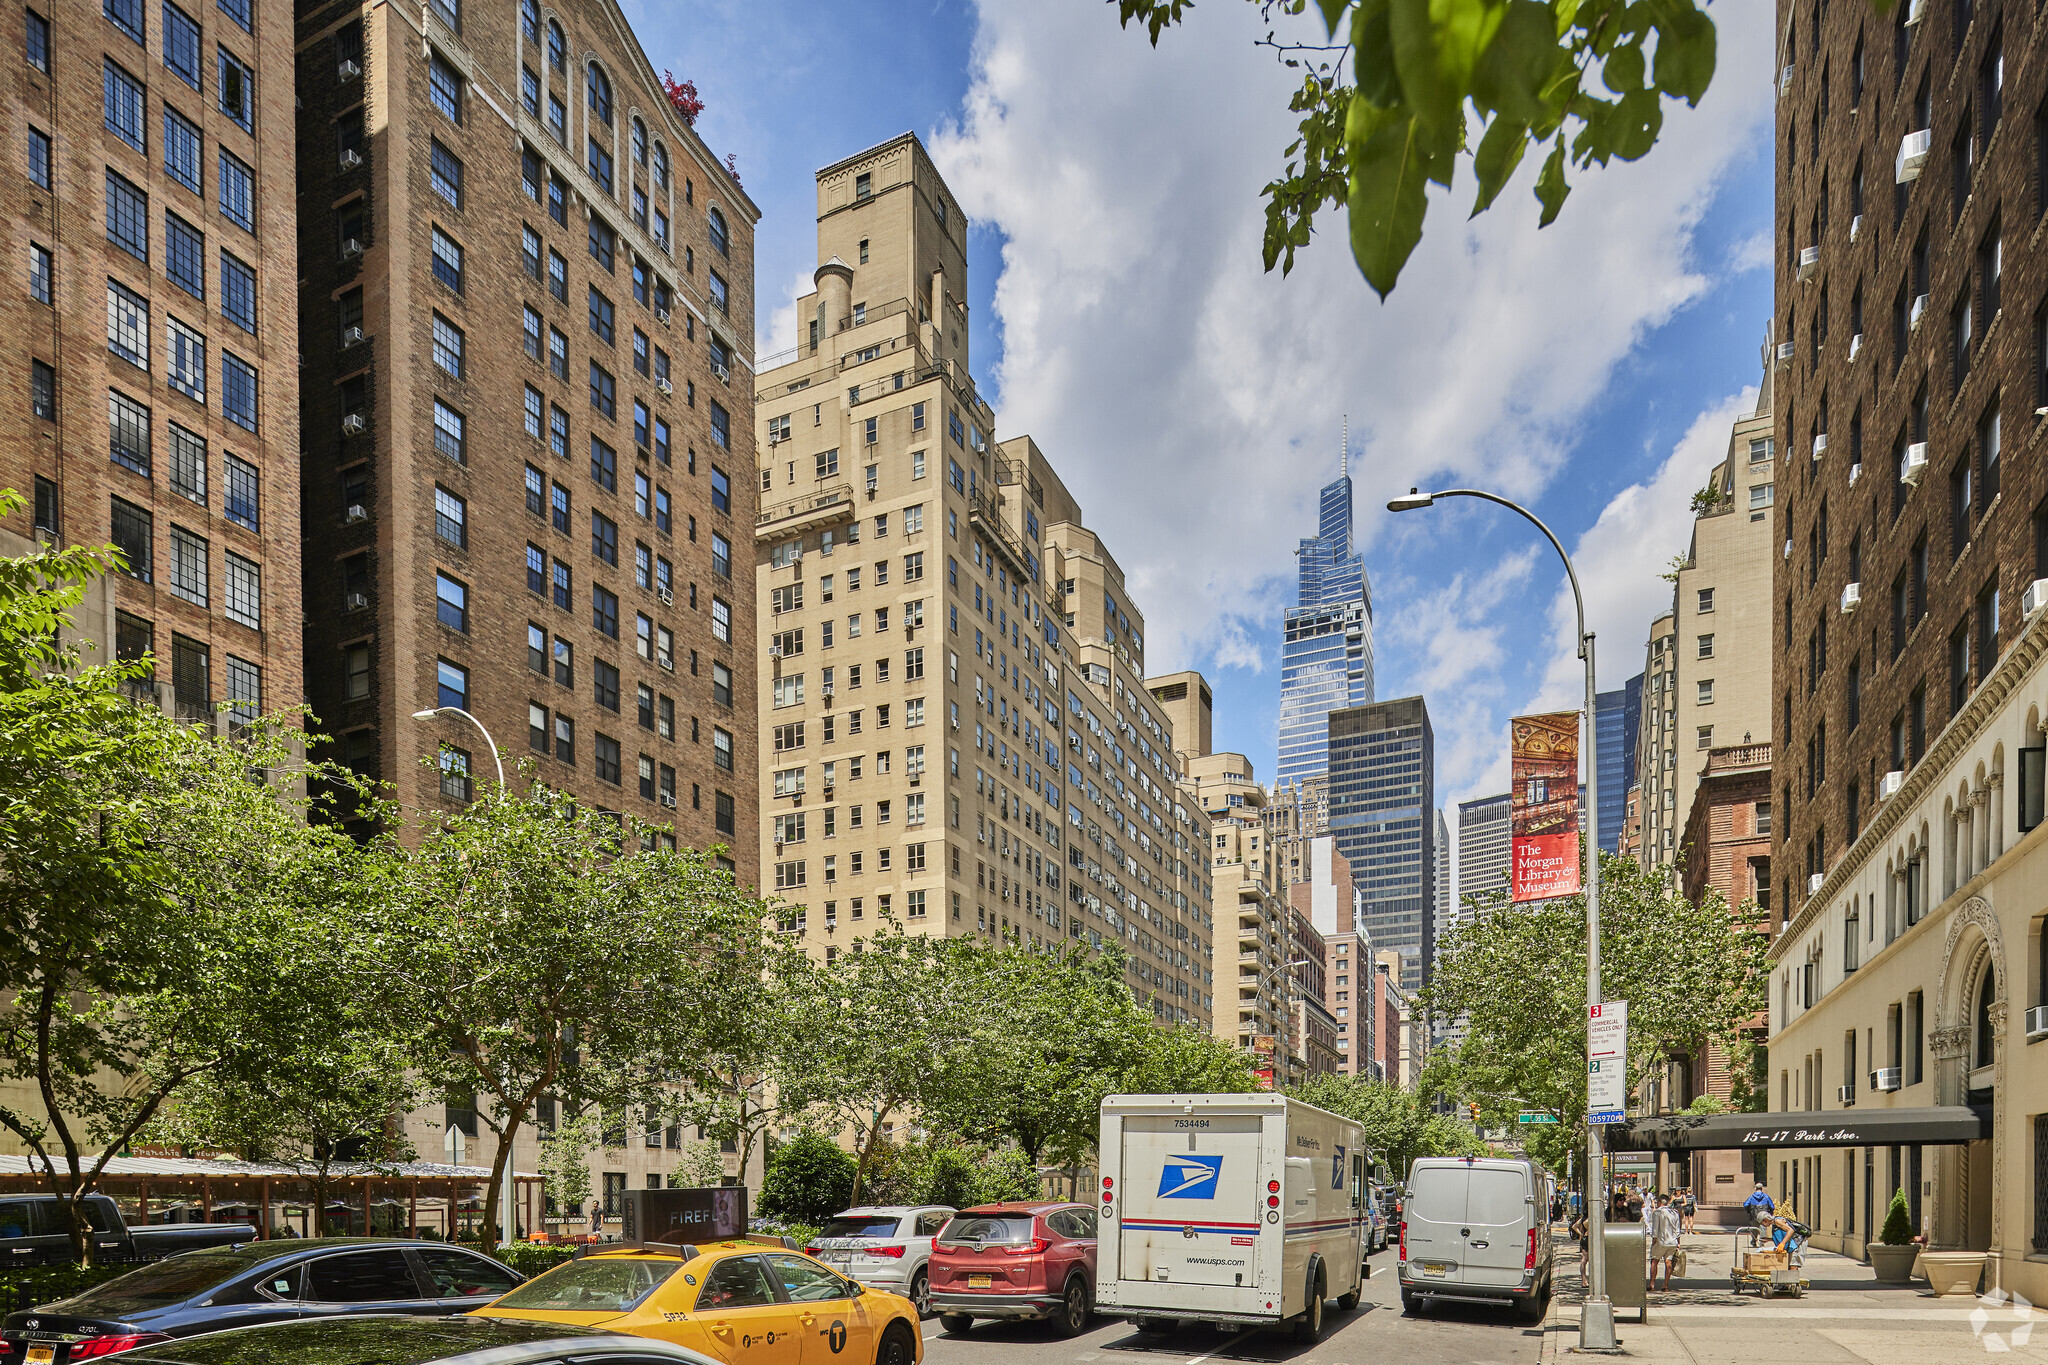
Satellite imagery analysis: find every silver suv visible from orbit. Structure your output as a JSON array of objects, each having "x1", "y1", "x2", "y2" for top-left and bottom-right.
[{"x1": 807, "y1": 1205, "x2": 955, "y2": 1316}]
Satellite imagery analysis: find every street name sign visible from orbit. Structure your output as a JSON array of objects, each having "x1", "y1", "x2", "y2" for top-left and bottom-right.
[{"x1": 1518, "y1": 1112, "x2": 1559, "y2": 1124}]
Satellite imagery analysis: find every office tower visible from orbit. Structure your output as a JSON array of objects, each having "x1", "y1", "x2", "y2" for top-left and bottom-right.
[
  {"x1": 1327, "y1": 696, "x2": 1435, "y2": 992},
  {"x1": 294, "y1": 0, "x2": 757, "y2": 864},
  {"x1": 1431, "y1": 807, "x2": 1451, "y2": 949},
  {"x1": 756, "y1": 134, "x2": 1213, "y2": 1026},
  {"x1": 1277, "y1": 446, "x2": 1373, "y2": 789},
  {"x1": 1267, "y1": 774, "x2": 1328, "y2": 888},
  {"x1": 1634, "y1": 354, "x2": 1776, "y2": 870},
  {"x1": 1594, "y1": 677, "x2": 1641, "y2": 854},
  {"x1": 2, "y1": 0, "x2": 302, "y2": 730},
  {"x1": 1455, "y1": 792, "x2": 1511, "y2": 918}
]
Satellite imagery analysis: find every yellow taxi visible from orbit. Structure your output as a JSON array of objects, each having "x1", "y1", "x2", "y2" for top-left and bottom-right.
[{"x1": 474, "y1": 1238, "x2": 922, "y2": 1365}]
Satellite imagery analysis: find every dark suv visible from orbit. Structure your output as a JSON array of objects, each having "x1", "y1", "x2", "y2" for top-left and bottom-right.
[{"x1": 927, "y1": 1202, "x2": 1096, "y2": 1338}]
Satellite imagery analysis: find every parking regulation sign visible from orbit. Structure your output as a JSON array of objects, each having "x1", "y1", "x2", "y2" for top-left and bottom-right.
[{"x1": 1588, "y1": 1055, "x2": 1626, "y2": 1119}]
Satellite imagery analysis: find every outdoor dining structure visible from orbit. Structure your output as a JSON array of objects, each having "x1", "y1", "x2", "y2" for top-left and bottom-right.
[{"x1": 0, "y1": 1155, "x2": 545, "y2": 1242}]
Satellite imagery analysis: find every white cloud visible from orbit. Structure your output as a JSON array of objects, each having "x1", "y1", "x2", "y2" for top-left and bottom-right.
[
  {"x1": 930, "y1": 0, "x2": 1775, "y2": 684},
  {"x1": 1726, "y1": 229, "x2": 1774, "y2": 274}
]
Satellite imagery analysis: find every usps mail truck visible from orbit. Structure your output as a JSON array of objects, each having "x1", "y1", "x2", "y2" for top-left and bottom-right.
[{"x1": 1095, "y1": 1093, "x2": 1368, "y2": 1342}]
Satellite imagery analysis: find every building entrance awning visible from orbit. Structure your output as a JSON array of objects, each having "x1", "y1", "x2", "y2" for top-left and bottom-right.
[{"x1": 1605, "y1": 1106, "x2": 1992, "y2": 1152}]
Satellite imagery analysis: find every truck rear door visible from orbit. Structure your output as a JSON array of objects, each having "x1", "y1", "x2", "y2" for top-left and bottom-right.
[
  {"x1": 1402, "y1": 1164, "x2": 1468, "y2": 1286},
  {"x1": 1460, "y1": 1166, "x2": 1532, "y2": 1289},
  {"x1": 1117, "y1": 1114, "x2": 1263, "y2": 1288}
]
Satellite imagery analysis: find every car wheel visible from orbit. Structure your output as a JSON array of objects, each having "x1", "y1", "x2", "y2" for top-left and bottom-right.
[
  {"x1": 1337, "y1": 1276, "x2": 1362, "y2": 1311},
  {"x1": 1401, "y1": 1289, "x2": 1422, "y2": 1315},
  {"x1": 1053, "y1": 1275, "x2": 1091, "y2": 1338},
  {"x1": 1293, "y1": 1271, "x2": 1325, "y2": 1342},
  {"x1": 876, "y1": 1321, "x2": 916, "y2": 1365},
  {"x1": 939, "y1": 1313, "x2": 975, "y2": 1336},
  {"x1": 908, "y1": 1268, "x2": 930, "y2": 1318}
]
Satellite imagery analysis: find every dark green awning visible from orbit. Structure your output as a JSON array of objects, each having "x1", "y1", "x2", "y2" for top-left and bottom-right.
[{"x1": 1605, "y1": 1106, "x2": 1992, "y2": 1151}]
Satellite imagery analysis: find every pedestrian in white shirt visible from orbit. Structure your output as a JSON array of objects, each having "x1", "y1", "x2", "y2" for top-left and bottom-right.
[{"x1": 1649, "y1": 1195, "x2": 1682, "y2": 1290}]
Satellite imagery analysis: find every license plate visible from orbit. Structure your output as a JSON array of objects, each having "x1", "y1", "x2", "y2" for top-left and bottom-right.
[
  {"x1": 968, "y1": 1274, "x2": 992, "y2": 1289},
  {"x1": 26, "y1": 1348, "x2": 54, "y2": 1364},
  {"x1": 1420, "y1": 1261, "x2": 1450, "y2": 1278},
  {"x1": 823, "y1": 1252, "x2": 851, "y2": 1263}
]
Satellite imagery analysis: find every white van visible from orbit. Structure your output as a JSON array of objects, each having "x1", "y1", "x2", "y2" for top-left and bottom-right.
[{"x1": 1397, "y1": 1155, "x2": 1553, "y2": 1319}]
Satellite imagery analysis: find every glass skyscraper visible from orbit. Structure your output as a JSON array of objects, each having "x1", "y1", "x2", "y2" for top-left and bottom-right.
[
  {"x1": 1327, "y1": 697, "x2": 1435, "y2": 992},
  {"x1": 1593, "y1": 675, "x2": 1643, "y2": 855},
  {"x1": 1279, "y1": 465, "x2": 1375, "y2": 789}
]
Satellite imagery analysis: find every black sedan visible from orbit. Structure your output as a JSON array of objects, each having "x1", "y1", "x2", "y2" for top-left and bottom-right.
[
  {"x1": 116, "y1": 1316, "x2": 717, "y2": 1365},
  {"x1": 0, "y1": 1238, "x2": 524, "y2": 1362}
]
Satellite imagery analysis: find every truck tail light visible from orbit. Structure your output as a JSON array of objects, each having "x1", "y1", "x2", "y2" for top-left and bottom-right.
[
  {"x1": 1524, "y1": 1227, "x2": 1537, "y2": 1271},
  {"x1": 1102, "y1": 1176, "x2": 1113, "y2": 1188},
  {"x1": 1002, "y1": 1238, "x2": 1050, "y2": 1255},
  {"x1": 1398, "y1": 1222, "x2": 1407, "y2": 1264},
  {"x1": 69, "y1": 1336, "x2": 173, "y2": 1359}
]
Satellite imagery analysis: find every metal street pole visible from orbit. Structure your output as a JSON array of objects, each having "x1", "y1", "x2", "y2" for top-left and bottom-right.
[
  {"x1": 1388, "y1": 488, "x2": 1615, "y2": 1350},
  {"x1": 410, "y1": 707, "x2": 512, "y2": 1247}
]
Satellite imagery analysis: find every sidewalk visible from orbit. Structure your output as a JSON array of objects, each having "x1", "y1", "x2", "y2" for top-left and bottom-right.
[{"x1": 1537, "y1": 1230, "x2": 2047, "y2": 1363}]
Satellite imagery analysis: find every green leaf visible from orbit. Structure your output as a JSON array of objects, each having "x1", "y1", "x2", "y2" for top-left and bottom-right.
[
  {"x1": 1470, "y1": 114, "x2": 1528, "y2": 213},
  {"x1": 1347, "y1": 101, "x2": 1441, "y2": 297},
  {"x1": 1647, "y1": 0, "x2": 1716, "y2": 104},
  {"x1": 1601, "y1": 41, "x2": 1644, "y2": 91},
  {"x1": 1610, "y1": 86, "x2": 1663, "y2": 159},
  {"x1": 1316, "y1": 0, "x2": 1355, "y2": 35},
  {"x1": 1471, "y1": 0, "x2": 1563, "y2": 123},
  {"x1": 1388, "y1": 0, "x2": 1504, "y2": 129},
  {"x1": 1351, "y1": 0, "x2": 1406, "y2": 108},
  {"x1": 1534, "y1": 136, "x2": 1569, "y2": 225}
]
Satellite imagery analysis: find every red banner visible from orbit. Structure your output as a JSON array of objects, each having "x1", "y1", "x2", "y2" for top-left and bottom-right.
[{"x1": 1511, "y1": 711, "x2": 1581, "y2": 902}]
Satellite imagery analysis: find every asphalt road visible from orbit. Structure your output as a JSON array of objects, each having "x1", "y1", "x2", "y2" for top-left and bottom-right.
[{"x1": 917, "y1": 1257, "x2": 1544, "y2": 1365}]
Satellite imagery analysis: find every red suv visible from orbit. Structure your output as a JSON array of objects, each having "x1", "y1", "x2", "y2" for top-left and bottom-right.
[{"x1": 927, "y1": 1201, "x2": 1097, "y2": 1337}]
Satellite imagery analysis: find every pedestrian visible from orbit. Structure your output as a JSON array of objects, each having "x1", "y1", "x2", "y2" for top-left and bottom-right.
[
  {"x1": 1649, "y1": 1195, "x2": 1682, "y2": 1290},
  {"x1": 1742, "y1": 1181, "x2": 1775, "y2": 1246},
  {"x1": 1625, "y1": 1185, "x2": 1644, "y2": 1222},
  {"x1": 1680, "y1": 1186, "x2": 1697, "y2": 1235},
  {"x1": 589, "y1": 1201, "x2": 604, "y2": 1239}
]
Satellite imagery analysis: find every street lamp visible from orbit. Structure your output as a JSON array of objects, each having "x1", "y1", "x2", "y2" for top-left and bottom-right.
[
  {"x1": 1387, "y1": 487, "x2": 1616, "y2": 1352},
  {"x1": 408, "y1": 706, "x2": 513, "y2": 1249}
]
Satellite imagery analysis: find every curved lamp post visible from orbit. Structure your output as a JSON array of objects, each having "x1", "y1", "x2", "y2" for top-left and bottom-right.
[
  {"x1": 411, "y1": 706, "x2": 506, "y2": 795},
  {"x1": 1387, "y1": 487, "x2": 1615, "y2": 1352}
]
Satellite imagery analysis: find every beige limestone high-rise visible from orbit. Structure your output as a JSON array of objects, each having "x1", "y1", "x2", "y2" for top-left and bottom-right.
[{"x1": 753, "y1": 135, "x2": 1212, "y2": 1024}]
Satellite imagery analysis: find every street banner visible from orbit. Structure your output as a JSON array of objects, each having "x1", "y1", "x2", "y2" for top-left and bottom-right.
[{"x1": 1511, "y1": 711, "x2": 1581, "y2": 902}]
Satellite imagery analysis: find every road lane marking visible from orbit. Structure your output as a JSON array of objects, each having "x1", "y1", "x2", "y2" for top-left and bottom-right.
[{"x1": 1183, "y1": 1327, "x2": 1257, "y2": 1363}]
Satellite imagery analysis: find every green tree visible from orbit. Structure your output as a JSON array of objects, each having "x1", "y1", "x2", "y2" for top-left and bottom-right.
[
  {"x1": 0, "y1": 498, "x2": 384, "y2": 1259},
  {"x1": 758, "y1": 1132, "x2": 857, "y2": 1226},
  {"x1": 1288, "y1": 1073, "x2": 1481, "y2": 1178},
  {"x1": 1112, "y1": 0, "x2": 1721, "y2": 295},
  {"x1": 1414, "y1": 853, "x2": 1769, "y2": 1166}
]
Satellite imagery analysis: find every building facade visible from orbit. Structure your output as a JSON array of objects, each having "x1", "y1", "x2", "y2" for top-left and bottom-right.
[
  {"x1": 1328, "y1": 696, "x2": 1436, "y2": 992},
  {"x1": 1182, "y1": 749, "x2": 1286, "y2": 1066},
  {"x1": 1455, "y1": 792, "x2": 1512, "y2": 920},
  {"x1": 1277, "y1": 457, "x2": 1373, "y2": 789},
  {"x1": 753, "y1": 135, "x2": 1212, "y2": 1025},
  {"x1": 1595, "y1": 676, "x2": 1642, "y2": 854},
  {"x1": 2, "y1": 0, "x2": 303, "y2": 735}
]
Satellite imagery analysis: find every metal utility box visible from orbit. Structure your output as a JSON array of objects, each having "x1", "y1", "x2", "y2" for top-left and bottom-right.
[{"x1": 1602, "y1": 1224, "x2": 1648, "y2": 1321}]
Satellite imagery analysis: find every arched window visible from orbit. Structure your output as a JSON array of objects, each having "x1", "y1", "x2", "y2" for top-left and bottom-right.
[
  {"x1": 545, "y1": 19, "x2": 565, "y2": 73},
  {"x1": 631, "y1": 117, "x2": 646, "y2": 165},
  {"x1": 651, "y1": 143, "x2": 668, "y2": 190},
  {"x1": 707, "y1": 205, "x2": 729, "y2": 257},
  {"x1": 1975, "y1": 963, "x2": 1996, "y2": 1068},
  {"x1": 520, "y1": 0, "x2": 537, "y2": 41},
  {"x1": 587, "y1": 61, "x2": 612, "y2": 125}
]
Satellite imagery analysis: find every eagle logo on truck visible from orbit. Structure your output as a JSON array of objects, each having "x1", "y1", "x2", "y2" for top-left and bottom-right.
[{"x1": 1157, "y1": 1154, "x2": 1223, "y2": 1199}]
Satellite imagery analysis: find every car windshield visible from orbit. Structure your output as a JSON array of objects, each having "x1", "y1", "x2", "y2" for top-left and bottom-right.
[
  {"x1": 53, "y1": 1253, "x2": 247, "y2": 1315},
  {"x1": 817, "y1": 1216, "x2": 902, "y2": 1239},
  {"x1": 489, "y1": 1256, "x2": 680, "y2": 1313},
  {"x1": 938, "y1": 1216, "x2": 1035, "y2": 1245}
]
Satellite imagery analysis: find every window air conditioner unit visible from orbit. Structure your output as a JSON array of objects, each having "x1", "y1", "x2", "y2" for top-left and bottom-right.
[
  {"x1": 660, "y1": 792, "x2": 676, "y2": 808},
  {"x1": 1850, "y1": 213, "x2": 1863, "y2": 243},
  {"x1": 1808, "y1": 873, "x2": 1825, "y2": 895},
  {"x1": 1841, "y1": 582, "x2": 1861, "y2": 614},
  {"x1": 1779, "y1": 65, "x2": 1795, "y2": 96},
  {"x1": 338, "y1": 58, "x2": 361, "y2": 80},
  {"x1": 345, "y1": 590, "x2": 369, "y2": 611},
  {"x1": 339, "y1": 149, "x2": 362, "y2": 169},
  {"x1": 910, "y1": 772, "x2": 920, "y2": 787},
  {"x1": 1798, "y1": 245, "x2": 1819, "y2": 281},
  {"x1": 1879, "y1": 770, "x2": 1905, "y2": 800},
  {"x1": 345, "y1": 503, "x2": 367, "y2": 523},
  {"x1": 2012, "y1": 578, "x2": 2048, "y2": 619},
  {"x1": 1905, "y1": 0, "x2": 1924, "y2": 23},
  {"x1": 712, "y1": 360, "x2": 731, "y2": 384},
  {"x1": 1847, "y1": 333, "x2": 1863, "y2": 362},
  {"x1": 341, "y1": 237, "x2": 364, "y2": 260},
  {"x1": 1901, "y1": 442, "x2": 1928, "y2": 484},
  {"x1": 1848, "y1": 462, "x2": 1863, "y2": 487},
  {"x1": 1897, "y1": 128, "x2": 1931, "y2": 183},
  {"x1": 1783, "y1": 538, "x2": 1793, "y2": 560},
  {"x1": 659, "y1": 656, "x2": 674, "y2": 672},
  {"x1": 1776, "y1": 341, "x2": 1795, "y2": 364},
  {"x1": 2028, "y1": 1005, "x2": 2048, "y2": 1038},
  {"x1": 656, "y1": 307, "x2": 672, "y2": 326},
  {"x1": 1836, "y1": 1084, "x2": 1856, "y2": 1104},
  {"x1": 1871, "y1": 1066, "x2": 1902, "y2": 1091},
  {"x1": 341, "y1": 325, "x2": 365, "y2": 348},
  {"x1": 1812, "y1": 432, "x2": 1828, "y2": 459},
  {"x1": 341, "y1": 413, "x2": 366, "y2": 435},
  {"x1": 1910, "y1": 293, "x2": 1928, "y2": 329},
  {"x1": 768, "y1": 643, "x2": 782, "y2": 658},
  {"x1": 656, "y1": 586, "x2": 673, "y2": 607},
  {"x1": 656, "y1": 378, "x2": 673, "y2": 396}
]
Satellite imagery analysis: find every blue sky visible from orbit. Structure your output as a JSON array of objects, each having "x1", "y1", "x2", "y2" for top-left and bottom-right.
[{"x1": 630, "y1": 0, "x2": 1779, "y2": 862}]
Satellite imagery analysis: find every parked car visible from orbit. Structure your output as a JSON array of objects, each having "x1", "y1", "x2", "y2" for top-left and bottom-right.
[
  {"x1": 806, "y1": 1205, "x2": 953, "y2": 1316},
  {"x1": 112, "y1": 1315, "x2": 721, "y2": 1365},
  {"x1": 1364, "y1": 1189, "x2": 1388, "y2": 1253},
  {"x1": 0, "y1": 1237, "x2": 524, "y2": 1362},
  {"x1": 477, "y1": 1238, "x2": 922, "y2": 1365},
  {"x1": 927, "y1": 1202, "x2": 1096, "y2": 1338},
  {"x1": 1398, "y1": 1156, "x2": 1554, "y2": 1320},
  {"x1": 0, "y1": 1196, "x2": 254, "y2": 1267}
]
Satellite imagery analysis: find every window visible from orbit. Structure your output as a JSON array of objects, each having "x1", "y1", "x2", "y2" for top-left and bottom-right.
[
  {"x1": 587, "y1": 61, "x2": 611, "y2": 123},
  {"x1": 545, "y1": 18, "x2": 564, "y2": 70},
  {"x1": 591, "y1": 510, "x2": 617, "y2": 565},
  {"x1": 589, "y1": 216, "x2": 616, "y2": 272},
  {"x1": 216, "y1": 0, "x2": 249, "y2": 32},
  {"x1": 712, "y1": 597, "x2": 731, "y2": 644},
  {"x1": 432, "y1": 314, "x2": 465, "y2": 379},
  {"x1": 26, "y1": 7, "x2": 48, "y2": 71},
  {"x1": 553, "y1": 635, "x2": 573, "y2": 685},
  {"x1": 103, "y1": 59, "x2": 145, "y2": 150},
  {"x1": 710, "y1": 401, "x2": 730, "y2": 448},
  {"x1": 108, "y1": 390, "x2": 151, "y2": 475},
  {"x1": 430, "y1": 140, "x2": 464, "y2": 210},
  {"x1": 223, "y1": 654, "x2": 258, "y2": 725},
  {"x1": 165, "y1": 213, "x2": 203, "y2": 297},
  {"x1": 434, "y1": 486, "x2": 465, "y2": 547},
  {"x1": 31, "y1": 359, "x2": 54, "y2": 420},
  {"x1": 216, "y1": 48, "x2": 251, "y2": 130},
  {"x1": 429, "y1": 53, "x2": 463, "y2": 123},
  {"x1": 554, "y1": 714, "x2": 575, "y2": 764},
  {"x1": 220, "y1": 252, "x2": 255, "y2": 333},
  {"x1": 105, "y1": 171, "x2": 148, "y2": 261},
  {"x1": 221, "y1": 353, "x2": 256, "y2": 431},
  {"x1": 433, "y1": 573, "x2": 466, "y2": 632},
  {"x1": 168, "y1": 525, "x2": 208, "y2": 606},
  {"x1": 550, "y1": 405, "x2": 570, "y2": 458},
  {"x1": 527, "y1": 544, "x2": 546, "y2": 595},
  {"x1": 27, "y1": 125, "x2": 49, "y2": 189},
  {"x1": 29, "y1": 245, "x2": 52, "y2": 305},
  {"x1": 431, "y1": 228, "x2": 464, "y2": 293},
  {"x1": 708, "y1": 269, "x2": 728, "y2": 314},
  {"x1": 589, "y1": 287, "x2": 615, "y2": 344},
  {"x1": 590, "y1": 362, "x2": 615, "y2": 419},
  {"x1": 712, "y1": 660, "x2": 733, "y2": 706},
  {"x1": 587, "y1": 136, "x2": 612, "y2": 193},
  {"x1": 437, "y1": 658, "x2": 468, "y2": 709},
  {"x1": 712, "y1": 533, "x2": 731, "y2": 579},
  {"x1": 654, "y1": 487, "x2": 670, "y2": 533},
  {"x1": 166, "y1": 318, "x2": 205, "y2": 403},
  {"x1": 549, "y1": 249, "x2": 568, "y2": 301},
  {"x1": 594, "y1": 659, "x2": 619, "y2": 711},
  {"x1": 590, "y1": 436, "x2": 617, "y2": 491},
  {"x1": 217, "y1": 149, "x2": 253, "y2": 230},
  {"x1": 592, "y1": 584, "x2": 618, "y2": 637},
  {"x1": 111, "y1": 498, "x2": 152, "y2": 580},
  {"x1": 1697, "y1": 679, "x2": 1714, "y2": 704},
  {"x1": 224, "y1": 454, "x2": 257, "y2": 529}
]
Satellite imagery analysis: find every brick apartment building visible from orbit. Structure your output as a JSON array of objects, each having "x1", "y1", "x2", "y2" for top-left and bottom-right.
[
  {"x1": 291, "y1": 0, "x2": 758, "y2": 869},
  {"x1": 1, "y1": 0, "x2": 302, "y2": 724}
]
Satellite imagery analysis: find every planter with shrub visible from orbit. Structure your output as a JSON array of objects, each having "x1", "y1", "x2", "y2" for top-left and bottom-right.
[{"x1": 1867, "y1": 1190, "x2": 1919, "y2": 1284}]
